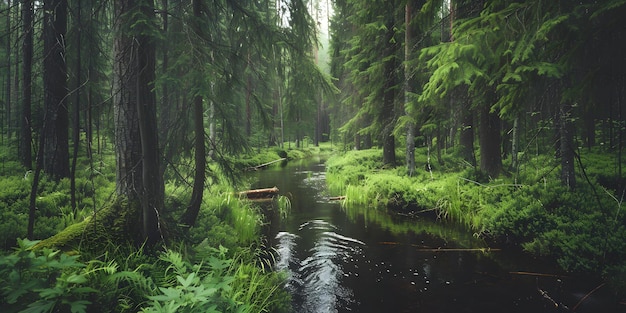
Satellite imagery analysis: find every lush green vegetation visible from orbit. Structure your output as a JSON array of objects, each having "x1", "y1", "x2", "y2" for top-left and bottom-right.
[
  {"x1": 0, "y1": 142, "x2": 312, "y2": 312},
  {"x1": 327, "y1": 147, "x2": 626, "y2": 291},
  {"x1": 325, "y1": 0, "x2": 626, "y2": 297}
]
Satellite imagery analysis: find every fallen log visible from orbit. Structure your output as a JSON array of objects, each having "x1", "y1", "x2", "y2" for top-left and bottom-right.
[
  {"x1": 238, "y1": 186, "x2": 280, "y2": 199},
  {"x1": 246, "y1": 158, "x2": 286, "y2": 171},
  {"x1": 328, "y1": 196, "x2": 346, "y2": 201}
]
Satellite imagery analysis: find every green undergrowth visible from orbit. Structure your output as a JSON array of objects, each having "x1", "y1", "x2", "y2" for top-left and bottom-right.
[
  {"x1": 0, "y1": 144, "x2": 292, "y2": 312},
  {"x1": 326, "y1": 147, "x2": 626, "y2": 291},
  {"x1": 0, "y1": 151, "x2": 117, "y2": 250},
  {"x1": 0, "y1": 238, "x2": 290, "y2": 313}
]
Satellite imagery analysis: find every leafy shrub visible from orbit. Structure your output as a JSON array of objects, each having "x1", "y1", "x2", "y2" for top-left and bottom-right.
[{"x1": 0, "y1": 239, "x2": 98, "y2": 313}]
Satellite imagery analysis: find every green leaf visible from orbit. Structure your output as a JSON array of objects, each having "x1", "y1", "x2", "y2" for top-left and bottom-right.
[
  {"x1": 68, "y1": 300, "x2": 91, "y2": 313},
  {"x1": 65, "y1": 274, "x2": 88, "y2": 284},
  {"x1": 150, "y1": 287, "x2": 181, "y2": 301},
  {"x1": 20, "y1": 300, "x2": 55, "y2": 313},
  {"x1": 38, "y1": 287, "x2": 66, "y2": 300},
  {"x1": 502, "y1": 72, "x2": 522, "y2": 83},
  {"x1": 177, "y1": 273, "x2": 196, "y2": 288}
]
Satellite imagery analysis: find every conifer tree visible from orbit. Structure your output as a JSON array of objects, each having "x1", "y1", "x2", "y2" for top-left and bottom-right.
[{"x1": 113, "y1": 0, "x2": 163, "y2": 245}]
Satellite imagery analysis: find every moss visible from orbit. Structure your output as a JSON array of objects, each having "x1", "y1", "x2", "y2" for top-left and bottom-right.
[{"x1": 32, "y1": 197, "x2": 141, "y2": 252}]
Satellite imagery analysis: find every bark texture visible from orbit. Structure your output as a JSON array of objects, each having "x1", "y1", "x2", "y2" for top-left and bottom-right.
[{"x1": 113, "y1": 0, "x2": 163, "y2": 245}]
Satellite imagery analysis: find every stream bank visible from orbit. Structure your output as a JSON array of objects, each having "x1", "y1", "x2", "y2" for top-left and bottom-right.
[{"x1": 252, "y1": 156, "x2": 623, "y2": 313}]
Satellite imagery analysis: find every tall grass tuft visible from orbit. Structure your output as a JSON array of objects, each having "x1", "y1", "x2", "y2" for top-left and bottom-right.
[{"x1": 276, "y1": 195, "x2": 292, "y2": 219}]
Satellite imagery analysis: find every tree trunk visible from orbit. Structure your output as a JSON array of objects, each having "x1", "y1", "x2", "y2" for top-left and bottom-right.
[
  {"x1": 113, "y1": 0, "x2": 163, "y2": 245},
  {"x1": 381, "y1": 17, "x2": 398, "y2": 166},
  {"x1": 27, "y1": 122, "x2": 47, "y2": 239},
  {"x1": 510, "y1": 115, "x2": 520, "y2": 173},
  {"x1": 479, "y1": 95, "x2": 502, "y2": 178},
  {"x1": 71, "y1": 0, "x2": 82, "y2": 213},
  {"x1": 43, "y1": 0, "x2": 70, "y2": 180},
  {"x1": 180, "y1": 0, "x2": 206, "y2": 228},
  {"x1": 19, "y1": 0, "x2": 33, "y2": 169},
  {"x1": 560, "y1": 101, "x2": 576, "y2": 190},
  {"x1": 405, "y1": 2, "x2": 416, "y2": 176},
  {"x1": 5, "y1": 0, "x2": 11, "y2": 140},
  {"x1": 180, "y1": 94, "x2": 205, "y2": 227},
  {"x1": 583, "y1": 104, "x2": 595, "y2": 149},
  {"x1": 436, "y1": 125, "x2": 444, "y2": 165},
  {"x1": 459, "y1": 94, "x2": 476, "y2": 166}
]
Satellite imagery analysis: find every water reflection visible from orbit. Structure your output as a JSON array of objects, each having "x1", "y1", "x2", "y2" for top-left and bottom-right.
[
  {"x1": 274, "y1": 220, "x2": 364, "y2": 313},
  {"x1": 260, "y1": 158, "x2": 622, "y2": 313}
]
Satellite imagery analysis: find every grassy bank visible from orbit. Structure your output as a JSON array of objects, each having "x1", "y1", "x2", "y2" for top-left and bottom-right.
[
  {"x1": 326, "y1": 147, "x2": 626, "y2": 292},
  {"x1": 0, "y1": 143, "x2": 297, "y2": 313},
  {"x1": 231, "y1": 141, "x2": 336, "y2": 170}
]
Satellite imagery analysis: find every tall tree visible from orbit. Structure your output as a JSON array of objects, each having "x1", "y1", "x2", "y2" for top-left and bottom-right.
[
  {"x1": 340, "y1": 0, "x2": 403, "y2": 165},
  {"x1": 4, "y1": 0, "x2": 12, "y2": 141},
  {"x1": 42, "y1": 0, "x2": 70, "y2": 180},
  {"x1": 113, "y1": 0, "x2": 163, "y2": 245},
  {"x1": 380, "y1": 12, "x2": 400, "y2": 166},
  {"x1": 19, "y1": 0, "x2": 33, "y2": 169},
  {"x1": 180, "y1": 0, "x2": 206, "y2": 227},
  {"x1": 70, "y1": 0, "x2": 82, "y2": 212},
  {"x1": 404, "y1": 2, "x2": 416, "y2": 175}
]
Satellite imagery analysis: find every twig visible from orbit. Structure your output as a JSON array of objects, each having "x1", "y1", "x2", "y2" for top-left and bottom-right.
[
  {"x1": 416, "y1": 248, "x2": 501, "y2": 252},
  {"x1": 572, "y1": 283, "x2": 606, "y2": 311},
  {"x1": 509, "y1": 271, "x2": 567, "y2": 278},
  {"x1": 459, "y1": 177, "x2": 524, "y2": 189}
]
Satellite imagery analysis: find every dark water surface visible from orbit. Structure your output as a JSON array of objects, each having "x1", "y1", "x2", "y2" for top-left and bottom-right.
[{"x1": 252, "y1": 157, "x2": 622, "y2": 313}]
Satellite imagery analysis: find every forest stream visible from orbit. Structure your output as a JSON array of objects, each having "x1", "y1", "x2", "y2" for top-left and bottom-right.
[{"x1": 251, "y1": 157, "x2": 620, "y2": 313}]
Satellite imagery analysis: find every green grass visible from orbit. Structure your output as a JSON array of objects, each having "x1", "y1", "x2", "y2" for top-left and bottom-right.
[{"x1": 326, "y1": 146, "x2": 626, "y2": 292}]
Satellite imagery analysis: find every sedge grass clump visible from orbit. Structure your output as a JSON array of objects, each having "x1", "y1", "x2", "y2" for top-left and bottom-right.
[{"x1": 276, "y1": 195, "x2": 292, "y2": 219}]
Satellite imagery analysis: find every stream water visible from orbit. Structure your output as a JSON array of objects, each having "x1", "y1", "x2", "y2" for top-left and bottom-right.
[{"x1": 251, "y1": 156, "x2": 621, "y2": 313}]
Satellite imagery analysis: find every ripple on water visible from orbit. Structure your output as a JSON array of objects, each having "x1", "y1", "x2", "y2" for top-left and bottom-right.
[{"x1": 274, "y1": 221, "x2": 365, "y2": 313}]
